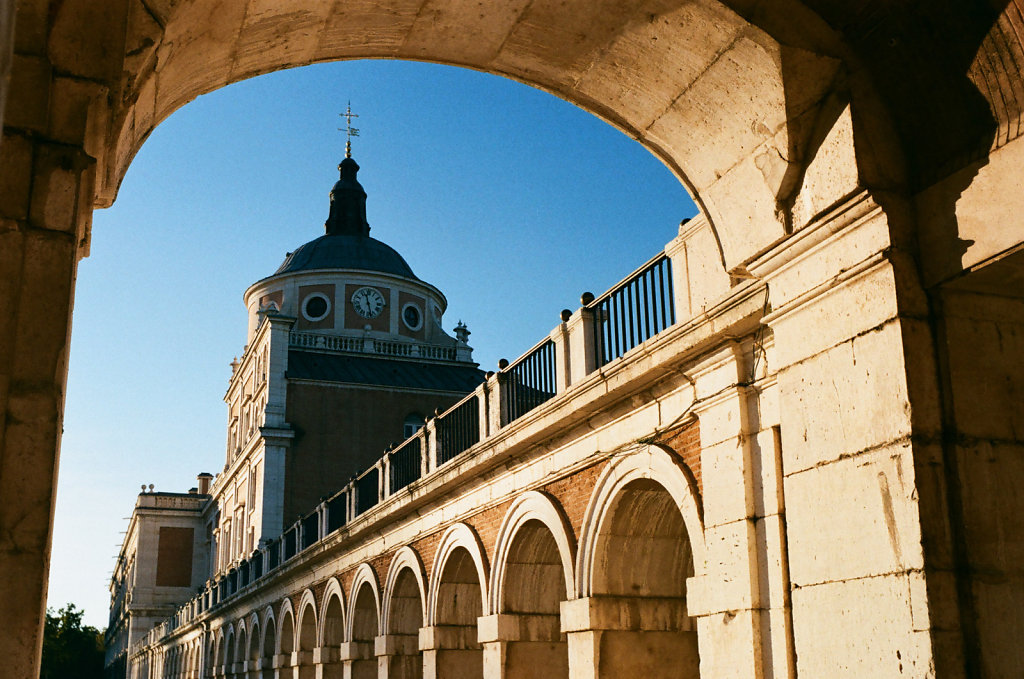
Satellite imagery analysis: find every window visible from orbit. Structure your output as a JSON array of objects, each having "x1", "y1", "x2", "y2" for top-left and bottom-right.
[
  {"x1": 302, "y1": 293, "x2": 331, "y2": 321},
  {"x1": 403, "y1": 413, "x2": 425, "y2": 439},
  {"x1": 401, "y1": 302, "x2": 422, "y2": 330}
]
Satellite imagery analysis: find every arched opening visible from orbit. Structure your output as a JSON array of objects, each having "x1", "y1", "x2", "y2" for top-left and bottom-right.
[
  {"x1": 261, "y1": 616, "x2": 277, "y2": 679},
  {"x1": 223, "y1": 629, "x2": 235, "y2": 678},
  {"x1": 589, "y1": 478, "x2": 698, "y2": 678},
  {"x1": 350, "y1": 581, "x2": 380, "y2": 679},
  {"x1": 280, "y1": 610, "x2": 296, "y2": 675},
  {"x1": 321, "y1": 592, "x2": 346, "y2": 679},
  {"x1": 432, "y1": 545, "x2": 485, "y2": 679},
  {"x1": 384, "y1": 567, "x2": 425, "y2": 679},
  {"x1": 297, "y1": 601, "x2": 318, "y2": 679},
  {"x1": 247, "y1": 620, "x2": 261, "y2": 677},
  {"x1": 500, "y1": 519, "x2": 569, "y2": 679},
  {"x1": 234, "y1": 626, "x2": 247, "y2": 678}
]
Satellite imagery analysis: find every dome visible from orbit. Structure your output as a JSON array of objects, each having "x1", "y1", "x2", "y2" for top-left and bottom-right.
[{"x1": 272, "y1": 234, "x2": 418, "y2": 279}]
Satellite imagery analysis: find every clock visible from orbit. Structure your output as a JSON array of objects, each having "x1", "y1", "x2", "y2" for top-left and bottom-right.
[{"x1": 351, "y1": 287, "x2": 385, "y2": 318}]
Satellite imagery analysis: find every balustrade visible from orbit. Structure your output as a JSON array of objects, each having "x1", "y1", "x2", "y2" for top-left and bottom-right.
[{"x1": 388, "y1": 437, "x2": 422, "y2": 493}]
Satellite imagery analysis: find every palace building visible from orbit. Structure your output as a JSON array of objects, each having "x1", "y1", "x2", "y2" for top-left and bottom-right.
[{"x1": 106, "y1": 146, "x2": 487, "y2": 677}]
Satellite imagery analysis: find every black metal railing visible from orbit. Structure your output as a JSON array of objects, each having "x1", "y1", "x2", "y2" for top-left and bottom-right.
[
  {"x1": 327, "y1": 490, "x2": 347, "y2": 534},
  {"x1": 267, "y1": 539, "x2": 280, "y2": 570},
  {"x1": 389, "y1": 437, "x2": 422, "y2": 493},
  {"x1": 355, "y1": 468, "x2": 380, "y2": 516},
  {"x1": 503, "y1": 339, "x2": 557, "y2": 424},
  {"x1": 436, "y1": 395, "x2": 480, "y2": 465},
  {"x1": 283, "y1": 525, "x2": 298, "y2": 561},
  {"x1": 589, "y1": 253, "x2": 674, "y2": 367},
  {"x1": 301, "y1": 512, "x2": 319, "y2": 550},
  {"x1": 252, "y1": 552, "x2": 263, "y2": 580}
]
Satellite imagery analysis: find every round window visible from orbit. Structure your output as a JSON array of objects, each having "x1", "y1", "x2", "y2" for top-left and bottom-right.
[
  {"x1": 302, "y1": 293, "x2": 331, "y2": 321},
  {"x1": 402, "y1": 303, "x2": 422, "y2": 330}
]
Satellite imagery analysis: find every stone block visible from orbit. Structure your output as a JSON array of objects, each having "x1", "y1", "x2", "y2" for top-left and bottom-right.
[
  {"x1": 0, "y1": 133, "x2": 33, "y2": 220},
  {"x1": 785, "y1": 445, "x2": 925, "y2": 588},
  {"x1": 790, "y1": 105, "x2": 861, "y2": 231},
  {"x1": 690, "y1": 520, "x2": 758, "y2": 615},
  {"x1": 776, "y1": 321, "x2": 913, "y2": 474},
  {"x1": 769, "y1": 258, "x2": 901, "y2": 370},
  {"x1": 700, "y1": 437, "x2": 753, "y2": 528},
  {"x1": 560, "y1": 596, "x2": 690, "y2": 633},
  {"x1": 955, "y1": 441, "x2": 1024, "y2": 571},
  {"x1": 695, "y1": 608, "x2": 761, "y2": 679},
  {"x1": 6, "y1": 54, "x2": 50, "y2": 132},
  {"x1": 791, "y1": 574, "x2": 930, "y2": 678},
  {"x1": 30, "y1": 143, "x2": 85, "y2": 234},
  {"x1": 751, "y1": 427, "x2": 784, "y2": 518},
  {"x1": 757, "y1": 607, "x2": 795, "y2": 679}
]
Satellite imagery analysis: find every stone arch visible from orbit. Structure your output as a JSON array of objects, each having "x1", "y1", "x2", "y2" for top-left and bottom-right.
[
  {"x1": 381, "y1": 546, "x2": 428, "y2": 678},
  {"x1": 347, "y1": 564, "x2": 381, "y2": 678},
  {"x1": 319, "y1": 577, "x2": 347, "y2": 646},
  {"x1": 489, "y1": 491, "x2": 576, "y2": 615},
  {"x1": 278, "y1": 598, "x2": 296, "y2": 656},
  {"x1": 234, "y1": 620, "x2": 247, "y2": 677},
  {"x1": 295, "y1": 588, "x2": 319, "y2": 679},
  {"x1": 246, "y1": 611, "x2": 262, "y2": 663},
  {"x1": 260, "y1": 606, "x2": 277, "y2": 679},
  {"x1": 87, "y1": 0, "x2": 871, "y2": 277},
  {"x1": 577, "y1": 443, "x2": 706, "y2": 596},
  {"x1": 570, "y1": 444, "x2": 705, "y2": 678},
  {"x1": 222, "y1": 624, "x2": 235, "y2": 675},
  {"x1": 426, "y1": 523, "x2": 489, "y2": 679},
  {"x1": 318, "y1": 577, "x2": 346, "y2": 677},
  {"x1": 488, "y1": 490, "x2": 576, "y2": 679},
  {"x1": 427, "y1": 522, "x2": 490, "y2": 624}
]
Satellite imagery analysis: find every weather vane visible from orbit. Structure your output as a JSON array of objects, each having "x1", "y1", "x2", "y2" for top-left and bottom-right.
[{"x1": 339, "y1": 102, "x2": 359, "y2": 158}]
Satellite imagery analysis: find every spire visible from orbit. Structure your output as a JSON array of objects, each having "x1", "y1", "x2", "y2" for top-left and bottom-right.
[{"x1": 325, "y1": 104, "x2": 370, "y2": 237}]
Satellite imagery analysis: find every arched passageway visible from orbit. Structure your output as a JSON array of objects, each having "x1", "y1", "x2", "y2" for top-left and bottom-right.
[
  {"x1": 321, "y1": 588, "x2": 346, "y2": 679},
  {"x1": 430, "y1": 545, "x2": 486, "y2": 679},
  {"x1": 587, "y1": 478, "x2": 698, "y2": 678},
  {"x1": 497, "y1": 519, "x2": 570, "y2": 679},
  {"x1": 349, "y1": 579, "x2": 380, "y2": 679},
  {"x1": 233, "y1": 626, "x2": 247, "y2": 679},
  {"x1": 247, "y1": 620, "x2": 261, "y2": 679},
  {"x1": 279, "y1": 610, "x2": 296, "y2": 677},
  {"x1": 296, "y1": 599, "x2": 318, "y2": 679},
  {"x1": 261, "y1": 616, "x2": 277, "y2": 679},
  {"x1": 382, "y1": 558, "x2": 426, "y2": 679}
]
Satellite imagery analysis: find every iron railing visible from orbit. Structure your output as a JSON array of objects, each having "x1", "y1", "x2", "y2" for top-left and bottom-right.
[
  {"x1": 326, "y1": 490, "x2": 347, "y2": 534},
  {"x1": 301, "y1": 512, "x2": 319, "y2": 550},
  {"x1": 389, "y1": 437, "x2": 422, "y2": 494},
  {"x1": 355, "y1": 468, "x2": 380, "y2": 516},
  {"x1": 502, "y1": 339, "x2": 557, "y2": 424},
  {"x1": 436, "y1": 395, "x2": 480, "y2": 465},
  {"x1": 589, "y1": 253, "x2": 674, "y2": 367}
]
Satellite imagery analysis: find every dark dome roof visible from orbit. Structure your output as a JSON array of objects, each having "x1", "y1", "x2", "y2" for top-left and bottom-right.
[{"x1": 273, "y1": 234, "x2": 418, "y2": 279}]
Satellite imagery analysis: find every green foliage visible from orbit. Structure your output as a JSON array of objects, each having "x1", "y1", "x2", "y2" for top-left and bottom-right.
[{"x1": 40, "y1": 604, "x2": 105, "y2": 679}]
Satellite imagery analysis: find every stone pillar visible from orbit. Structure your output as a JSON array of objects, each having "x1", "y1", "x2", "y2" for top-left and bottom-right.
[
  {"x1": 374, "y1": 633, "x2": 420, "y2": 678},
  {"x1": 749, "y1": 194, "x2": 952, "y2": 676},
  {"x1": 0, "y1": 113, "x2": 98, "y2": 678},
  {"x1": 478, "y1": 613, "x2": 566, "y2": 679},
  {"x1": 565, "y1": 308, "x2": 599, "y2": 385},
  {"x1": 419, "y1": 625, "x2": 482, "y2": 679},
  {"x1": 338, "y1": 641, "x2": 374, "y2": 679},
  {"x1": 560, "y1": 597, "x2": 696, "y2": 679},
  {"x1": 313, "y1": 645, "x2": 343, "y2": 679}
]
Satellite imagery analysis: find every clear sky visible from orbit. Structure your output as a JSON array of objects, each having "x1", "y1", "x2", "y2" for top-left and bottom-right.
[{"x1": 47, "y1": 59, "x2": 697, "y2": 628}]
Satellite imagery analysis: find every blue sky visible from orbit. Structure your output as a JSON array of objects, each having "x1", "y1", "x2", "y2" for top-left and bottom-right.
[{"x1": 48, "y1": 59, "x2": 696, "y2": 627}]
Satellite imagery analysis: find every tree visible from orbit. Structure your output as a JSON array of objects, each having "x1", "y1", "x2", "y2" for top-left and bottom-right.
[{"x1": 40, "y1": 604, "x2": 104, "y2": 679}]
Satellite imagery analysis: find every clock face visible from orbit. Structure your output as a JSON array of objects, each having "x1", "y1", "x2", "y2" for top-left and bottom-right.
[{"x1": 351, "y1": 287, "x2": 385, "y2": 319}]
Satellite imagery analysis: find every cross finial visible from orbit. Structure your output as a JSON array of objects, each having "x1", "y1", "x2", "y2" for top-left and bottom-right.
[{"x1": 339, "y1": 102, "x2": 360, "y2": 158}]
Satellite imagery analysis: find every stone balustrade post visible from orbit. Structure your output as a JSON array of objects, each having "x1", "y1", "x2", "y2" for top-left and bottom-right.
[
  {"x1": 565, "y1": 307, "x2": 599, "y2": 385},
  {"x1": 381, "y1": 453, "x2": 393, "y2": 501},
  {"x1": 550, "y1": 314, "x2": 571, "y2": 392},
  {"x1": 423, "y1": 418, "x2": 438, "y2": 475}
]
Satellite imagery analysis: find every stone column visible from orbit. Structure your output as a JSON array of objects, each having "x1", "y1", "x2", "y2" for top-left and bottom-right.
[
  {"x1": 419, "y1": 625, "x2": 482, "y2": 679},
  {"x1": 0, "y1": 107, "x2": 100, "y2": 679},
  {"x1": 374, "y1": 633, "x2": 420, "y2": 678},
  {"x1": 478, "y1": 613, "x2": 566, "y2": 679},
  {"x1": 338, "y1": 640, "x2": 374, "y2": 679},
  {"x1": 313, "y1": 645, "x2": 343, "y2": 679}
]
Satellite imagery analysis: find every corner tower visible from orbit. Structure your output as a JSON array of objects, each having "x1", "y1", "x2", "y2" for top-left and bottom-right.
[{"x1": 208, "y1": 149, "x2": 483, "y2": 577}]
